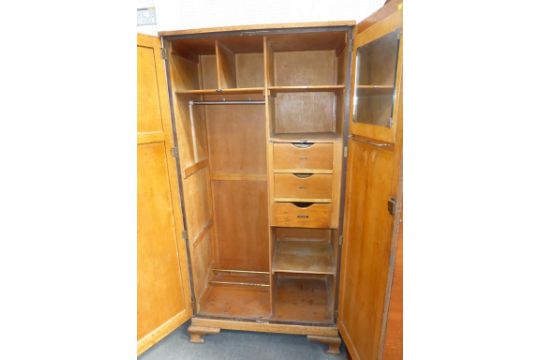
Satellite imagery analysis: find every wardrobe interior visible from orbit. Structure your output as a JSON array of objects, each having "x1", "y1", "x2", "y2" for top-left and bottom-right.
[{"x1": 167, "y1": 30, "x2": 349, "y2": 324}]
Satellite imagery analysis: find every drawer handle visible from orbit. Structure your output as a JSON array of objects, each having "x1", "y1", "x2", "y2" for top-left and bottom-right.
[
  {"x1": 297, "y1": 214, "x2": 309, "y2": 219},
  {"x1": 292, "y1": 202, "x2": 313, "y2": 208},
  {"x1": 292, "y1": 141, "x2": 314, "y2": 148},
  {"x1": 293, "y1": 173, "x2": 313, "y2": 178}
]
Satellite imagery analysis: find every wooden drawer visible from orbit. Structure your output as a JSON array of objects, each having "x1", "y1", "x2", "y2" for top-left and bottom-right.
[
  {"x1": 273, "y1": 143, "x2": 333, "y2": 171},
  {"x1": 272, "y1": 203, "x2": 332, "y2": 228},
  {"x1": 274, "y1": 173, "x2": 332, "y2": 200}
]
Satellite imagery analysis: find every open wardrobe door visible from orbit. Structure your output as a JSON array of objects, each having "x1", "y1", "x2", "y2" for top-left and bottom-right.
[
  {"x1": 338, "y1": 1, "x2": 403, "y2": 360},
  {"x1": 137, "y1": 34, "x2": 193, "y2": 355}
]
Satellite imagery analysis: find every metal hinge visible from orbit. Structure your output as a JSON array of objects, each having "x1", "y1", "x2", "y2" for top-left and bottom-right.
[
  {"x1": 160, "y1": 47, "x2": 168, "y2": 60},
  {"x1": 171, "y1": 147, "x2": 178, "y2": 158},
  {"x1": 343, "y1": 146, "x2": 348, "y2": 158},
  {"x1": 338, "y1": 235, "x2": 343, "y2": 246},
  {"x1": 387, "y1": 117, "x2": 393, "y2": 128},
  {"x1": 182, "y1": 230, "x2": 188, "y2": 240}
]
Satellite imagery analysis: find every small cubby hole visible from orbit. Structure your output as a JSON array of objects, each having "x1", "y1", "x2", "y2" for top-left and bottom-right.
[{"x1": 266, "y1": 31, "x2": 348, "y2": 137}]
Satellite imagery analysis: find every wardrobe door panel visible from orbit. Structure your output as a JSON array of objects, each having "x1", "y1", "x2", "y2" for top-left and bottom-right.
[{"x1": 137, "y1": 34, "x2": 192, "y2": 355}]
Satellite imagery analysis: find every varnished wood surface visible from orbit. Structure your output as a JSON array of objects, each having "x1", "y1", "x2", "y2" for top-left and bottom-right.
[
  {"x1": 191, "y1": 317, "x2": 338, "y2": 337},
  {"x1": 212, "y1": 180, "x2": 269, "y2": 271},
  {"x1": 272, "y1": 203, "x2": 332, "y2": 228},
  {"x1": 216, "y1": 41, "x2": 237, "y2": 88},
  {"x1": 273, "y1": 143, "x2": 334, "y2": 170},
  {"x1": 383, "y1": 211, "x2": 402, "y2": 360},
  {"x1": 160, "y1": 21, "x2": 355, "y2": 37},
  {"x1": 273, "y1": 275, "x2": 332, "y2": 323},
  {"x1": 274, "y1": 173, "x2": 333, "y2": 200},
  {"x1": 198, "y1": 284, "x2": 271, "y2": 319},
  {"x1": 137, "y1": 34, "x2": 192, "y2": 355},
  {"x1": 273, "y1": 240, "x2": 334, "y2": 275},
  {"x1": 338, "y1": 139, "x2": 397, "y2": 360},
  {"x1": 274, "y1": 92, "x2": 337, "y2": 134}
]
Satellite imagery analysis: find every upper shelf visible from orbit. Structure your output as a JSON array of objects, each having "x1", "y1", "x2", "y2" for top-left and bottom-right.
[
  {"x1": 176, "y1": 87, "x2": 265, "y2": 95},
  {"x1": 269, "y1": 85, "x2": 345, "y2": 93}
]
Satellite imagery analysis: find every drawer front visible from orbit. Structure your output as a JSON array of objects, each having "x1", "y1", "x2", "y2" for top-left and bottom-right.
[
  {"x1": 272, "y1": 203, "x2": 332, "y2": 228},
  {"x1": 274, "y1": 173, "x2": 332, "y2": 200},
  {"x1": 273, "y1": 143, "x2": 333, "y2": 170}
]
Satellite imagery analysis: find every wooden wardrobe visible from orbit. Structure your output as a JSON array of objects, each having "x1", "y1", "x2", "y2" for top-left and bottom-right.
[{"x1": 137, "y1": 1, "x2": 403, "y2": 359}]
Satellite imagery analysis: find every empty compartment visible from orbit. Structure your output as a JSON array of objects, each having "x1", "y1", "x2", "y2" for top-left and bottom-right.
[
  {"x1": 272, "y1": 273, "x2": 333, "y2": 324},
  {"x1": 215, "y1": 36, "x2": 265, "y2": 90},
  {"x1": 272, "y1": 227, "x2": 335, "y2": 275},
  {"x1": 170, "y1": 38, "x2": 218, "y2": 92},
  {"x1": 266, "y1": 32, "x2": 347, "y2": 87},
  {"x1": 265, "y1": 32, "x2": 348, "y2": 136},
  {"x1": 199, "y1": 283, "x2": 271, "y2": 320}
]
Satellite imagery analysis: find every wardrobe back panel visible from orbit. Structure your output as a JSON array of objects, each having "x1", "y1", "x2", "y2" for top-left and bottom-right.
[
  {"x1": 206, "y1": 95, "x2": 266, "y2": 175},
  {"x1": 212, "y1": 180, "x2": 269, "y2": 271},
  {"x1": 273, "y1": 50, "x2": 336, "y2": 86},
  {"x1": 235, "y1": 53, "x2": 264, "y2": 88},
  {"x1": 274, "y1": 92, "x2": 336, "y2": 133}
]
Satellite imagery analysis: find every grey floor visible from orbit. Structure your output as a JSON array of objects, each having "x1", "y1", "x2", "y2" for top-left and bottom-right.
[{"x1": 139, "y1": 321, "x2": 348, "y2": 360}]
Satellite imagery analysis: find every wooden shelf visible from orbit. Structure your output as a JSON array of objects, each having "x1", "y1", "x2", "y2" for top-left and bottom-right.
[
  {"x1": 269, "y1": 85, "x2": 344, "y2": 93},
  {"x1": 270, "y1": 132, "x2": 340, "y2": 143},
  {"x1": 356, "y1": 85, "x2": 394, "y2": 95},
  {"x1": 272, "y1": 276, "x2": 333, "y2": 324},
  {"x1": 210, "y1": 270, "x2": 270, "y2": 287},
  {"x1": 274, "y1": 169, "x2": 333, "y2": 174},
  {"x1": 274, "y1": 198, "x2": 332, "y2": 204},
  {"x1": 176, "y1": 87, "x2": 265, "y2": 95},
  {"x1": 199, "y1": 284, "x2": 270, "y2": 319},
  {"x1": 273, "y1": 240, "x2": 335, "y2": 275}
]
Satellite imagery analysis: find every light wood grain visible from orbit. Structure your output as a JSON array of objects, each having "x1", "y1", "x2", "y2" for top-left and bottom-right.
[
  {"x1": 198, "y1": 284, "x2": 271, "y2": 319},
  {"x1": 272, "y1": 203, "x2": 332, "y2": 228},
  {"x1": 273, "y1": 274, "x2": 332, "y2": 323},
  {"x1": 216, "y1": 41, "x2": 237, "y2": 88},
  {"x1": 159, "y1": 21, "x2": 355, "y2": 37},
  {"x1": 274, "y1": 173, "x2": 332, "y2": 200},
  {"x1": 191, "y1": 317, "x2": 338, "y2": 337},
  {"x1": 273, "y1": 240, "x2": 334, "y2": 275},
  {"x1": 137, "y1": 34, "x2": 192, "y2": 354},
  {"x1": 273, "y1": 143, "x2": 334, "y2": 170},
  {"x1": 338, "y1": 139, "x2": 397, "y2": 360}
]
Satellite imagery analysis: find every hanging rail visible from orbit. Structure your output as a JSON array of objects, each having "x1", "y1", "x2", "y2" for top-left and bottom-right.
[{"x1": 189, "y1": 100, "x2": 265, "y2": 106}]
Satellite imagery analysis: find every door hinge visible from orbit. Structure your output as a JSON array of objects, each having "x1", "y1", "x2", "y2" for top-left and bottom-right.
[
  {"x1": 387, "y1": 117, "x2": 393, "y2": 128},
  {"x1": 171, "y1": 147, "x2": 178, "y2": 158},
  {"x1": 338, "y1": 235, "x2": 343, "y2": 246},
  {"x1": 388, "y1": 197, "x2": 397, "y2": 217},
  {"x1": 160, "y1": 47, "x2": 168, "y2": 60},
  {"x1": 182, "y1": 230, "x2": 188, "y2": 240},
  {"x1": 343, "y1": 146, "x2": 348, "y2": 158}
]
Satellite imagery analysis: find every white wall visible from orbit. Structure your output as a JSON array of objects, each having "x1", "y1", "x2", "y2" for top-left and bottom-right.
[{"x1": 138, "y1": 0, "x2": 384, "y2": 35}]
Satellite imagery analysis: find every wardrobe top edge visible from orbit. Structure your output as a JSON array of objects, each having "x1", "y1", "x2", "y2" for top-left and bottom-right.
[{"x1": 159, "y1": 20, "x2": 356, "y2": 38}]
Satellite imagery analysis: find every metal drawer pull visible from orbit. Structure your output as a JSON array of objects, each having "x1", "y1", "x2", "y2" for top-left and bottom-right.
[
  {"x1": 292, "y1": 202, "x2": 313, "y2": 208},
  {"x1": 292, "y1": 141, "x2": 314, "y2": 148},
  {"x1": 297, "y1": 214, "x2": 309, "y2": 219},
  {"x1": 293, "y1": 173, "x2": 313, "y2": 178}
]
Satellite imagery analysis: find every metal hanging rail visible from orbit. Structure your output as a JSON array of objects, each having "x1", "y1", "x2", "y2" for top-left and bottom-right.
[{"x1": 189, "y1": 100, "x2": 265, "y2": 106}]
